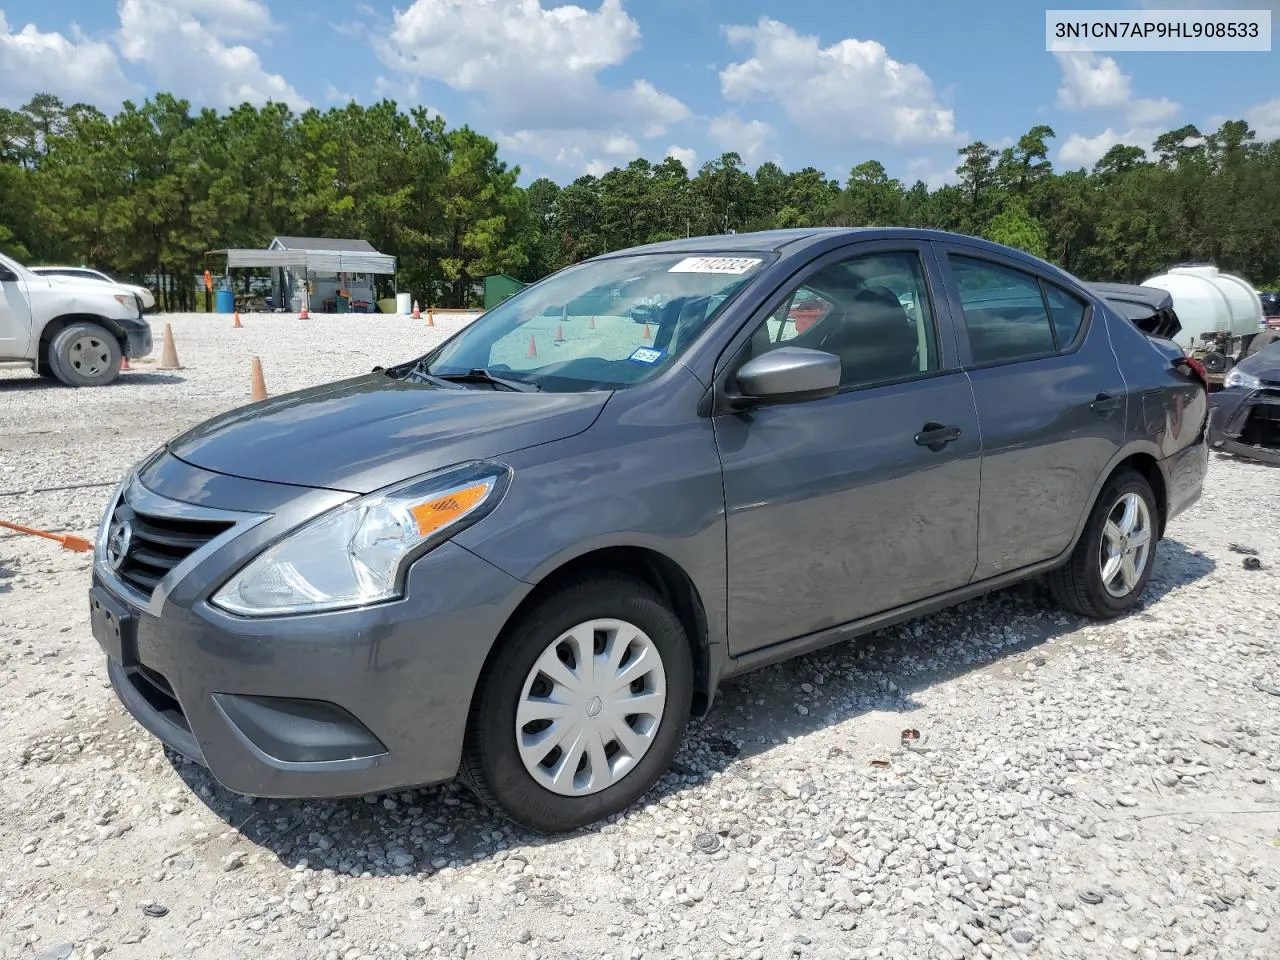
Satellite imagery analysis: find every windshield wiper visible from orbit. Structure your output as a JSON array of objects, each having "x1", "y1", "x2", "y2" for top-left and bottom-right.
[{"x1": 429, "y1": 367, "x2": 540, "y2": 392}]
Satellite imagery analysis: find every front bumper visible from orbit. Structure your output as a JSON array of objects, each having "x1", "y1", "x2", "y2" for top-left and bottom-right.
[
  {"x1": 120, "y1": 317, "x2": 153, "y2": 359},
  {"x1": 1209, "y1": 388, "x2": 1280, "y2": 465},
  {"x1": 89, "y1": 456, "x2": 530, "y2": 799}
]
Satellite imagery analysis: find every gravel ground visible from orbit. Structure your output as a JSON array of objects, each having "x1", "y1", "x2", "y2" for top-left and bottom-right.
[{"x1": 1, "y1": 312, "x2": 1278, "y2": 960}]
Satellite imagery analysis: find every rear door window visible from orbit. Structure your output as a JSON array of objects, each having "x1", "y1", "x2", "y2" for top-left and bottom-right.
[{"x1": 949, "y1": 256, "x2": 1056, "y2": 365}]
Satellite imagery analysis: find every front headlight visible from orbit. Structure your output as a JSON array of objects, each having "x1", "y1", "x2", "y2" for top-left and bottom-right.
[
  {"x1": 1224, "y1": 368, "x2": 1260, "y2": 390},
  {"x1": 211, "y1": 461, "x2": 510, "y2": 617}
]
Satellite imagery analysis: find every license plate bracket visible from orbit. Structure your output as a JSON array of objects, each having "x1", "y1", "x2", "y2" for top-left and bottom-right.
[{"x1": 89, "y1": 586, "x2": 138, "y2": 665}]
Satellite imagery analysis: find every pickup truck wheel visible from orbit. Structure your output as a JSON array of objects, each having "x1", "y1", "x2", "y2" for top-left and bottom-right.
[
  {"x1": 49, "y1": 323, "x2": 121, "y2": 387},
  {"x1": 1048, "y1": 469, "x2": 1158, "y2": 620},
  {"x1": 460, "y1": 575, "x2": 692, "y2": 834}
]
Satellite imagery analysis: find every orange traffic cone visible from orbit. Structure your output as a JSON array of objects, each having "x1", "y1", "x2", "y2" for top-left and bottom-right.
[
  {"x1": 250, "y1": 356, "x2": 268, "y2": 401},
  {"x1": 427, "y1": 306, "x2": 435, "y2": 327},
  {"x1": 589, "y1": 315, "x2": 596, "y2": 330},
  {"x1": 642, "y1": 322, "x2": 651, "y2": 340},
  {"x1": 412, "y1": 300, "x2": 422, "y2": 320},
  {"x1": 554, "y1": 323, "x2": 564, "y2": 342},
  {"x1": 298, "y1": 303, "x2": 310, "y2": 320},
  {"x1": 158, "y1": 323, "x2": 181, "y2": 370},
  {"x1": 120, "y1": 355, "x2": 130, "y2": 371},
  {"x1": 527, "y1": 335, "x2": 538, "y2": 358},
  {"x1": 233, "y1": 310, "x2": 242, "y2": 328}
]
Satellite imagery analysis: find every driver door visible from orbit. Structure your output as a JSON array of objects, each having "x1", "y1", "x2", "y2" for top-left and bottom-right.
[
  {"x1": 0, "y1": 261, "x2": 33, "y2": 360},
  {"x1": 713, "y1": 241, "x2": 982, "y2": 656}
]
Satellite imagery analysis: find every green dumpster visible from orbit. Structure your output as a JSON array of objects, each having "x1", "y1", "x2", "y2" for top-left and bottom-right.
[{"x1": 335, "y1": 295, "x2": 349, "y2": 314}]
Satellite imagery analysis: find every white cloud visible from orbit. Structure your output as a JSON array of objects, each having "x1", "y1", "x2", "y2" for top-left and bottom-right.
[
  {"x1": 161, "y1": 0, "x2": 277, "y2": 41},
  {"x1": 665, "y1": 145, "x2": 697, "y2": 171},
  {"x1": 325, "y1": 84, "x2": 355, "y2": 105},
  {"x1": 377, "y1": 0, "x2": 689, "y2": 171},
  {"x1": 1245, "y1": 98, "x2": 1280, "y2": 139},
  {"x1": 498, "y1": 128, "x2": 640, "y2": 177},
  {"x1": 116, "y1": 0, "x2": 308, "y2": 110},
  {"x1": 719, "y1": 17, "x2": 960, "y2": 146},
  {"x1": 1128, "y1": 96, "x2": 1180, "y2": 125},
  {"x1": 0, "y1": 11, "x2": 135, "y2": 108},
  {"x1": 708, "y1": 113, "x2": 773, "y2": 167},
  {"x1": 1054, "y1": 51, "x2": 1129, "y2": 110},
  {"x1": 1058, "y1": 127, "x2": 1159, "y2": 168},
  {"x1": 905, "y1": 156, "x2": 961, "y2": 190},
  {"x1": 1053, "y1": 50, "x2": 1179, "y2": 126}
]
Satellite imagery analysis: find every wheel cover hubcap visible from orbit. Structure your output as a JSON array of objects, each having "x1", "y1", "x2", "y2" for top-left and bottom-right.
[
  {"x1": 1099, "y1": 492, "x2": 1152, "y2": 598},
  {"x1": 515, "y1": 618, "x2": 667, "y2": 797},
  {"x1": 67, "y1": 335, "x2": 110, "y2": 377}
]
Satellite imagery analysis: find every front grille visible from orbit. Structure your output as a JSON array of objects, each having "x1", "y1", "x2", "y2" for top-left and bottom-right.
[
  {"x1": 108, "y1": 498, "x2": 232, "y2": 599},
  {"x1": 1240, "y1": 400, "x2": 1280, "y2": 449}
]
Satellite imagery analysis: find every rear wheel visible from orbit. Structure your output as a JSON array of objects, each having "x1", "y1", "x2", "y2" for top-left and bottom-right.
[
  {"x1": 460, "y1": 575, "x2": 693, "y2": 834},
  {"x1": 1048, "y1": 469, "x2": 1158, "y2": 620},
  {"x1": 49, "y1": 322, "x2": 121, "y2": 387}
]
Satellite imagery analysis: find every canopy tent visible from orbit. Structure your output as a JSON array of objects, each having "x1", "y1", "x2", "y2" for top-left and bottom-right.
[
  {"x1": 216, "y1": 247, "x2": 396, "y2": 275},
  {"x1": 209, "y1": 237, "x2": 398, "y2": 313}
]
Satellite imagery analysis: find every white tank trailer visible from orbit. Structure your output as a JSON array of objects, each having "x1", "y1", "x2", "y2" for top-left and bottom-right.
[{"x1": 1140, "y1": 265, "x2": 1273, "y2": 382}]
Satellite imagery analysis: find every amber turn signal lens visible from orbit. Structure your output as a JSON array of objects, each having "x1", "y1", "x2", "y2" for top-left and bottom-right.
[{"x1": 408, "y1": 482, "x2": 492, "y2": 537}]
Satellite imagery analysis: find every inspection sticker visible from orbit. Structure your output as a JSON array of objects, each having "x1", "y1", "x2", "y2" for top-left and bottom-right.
[
  {"x1": 668, "y1": 256, "x2": 762, "y2": 275},
  {"x1": 629, "y1": 347, "x2": 664, "y2": 364}
]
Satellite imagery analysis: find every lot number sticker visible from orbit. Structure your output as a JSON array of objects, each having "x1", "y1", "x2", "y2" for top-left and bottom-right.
[
  {"x1": 668, "y1": 256, "x2": 762, "y2": 275},
  {"x1": 629, "y1": 347, "x2": 664, "y2": 364}
]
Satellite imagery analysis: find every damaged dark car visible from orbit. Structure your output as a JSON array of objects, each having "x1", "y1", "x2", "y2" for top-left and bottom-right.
[{"x1": 1210, "y1": 337, "x2": 1280, "y2": 463}]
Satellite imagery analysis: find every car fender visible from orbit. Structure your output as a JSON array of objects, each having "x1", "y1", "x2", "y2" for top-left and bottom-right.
[{"x1": 1063, "y1": 438, "x2": 1170, "y2": 550}]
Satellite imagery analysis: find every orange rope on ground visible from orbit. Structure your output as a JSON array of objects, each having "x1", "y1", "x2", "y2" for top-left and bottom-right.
[{"x1": 0, "y1": 520, "x2": 93, "y2": 552}]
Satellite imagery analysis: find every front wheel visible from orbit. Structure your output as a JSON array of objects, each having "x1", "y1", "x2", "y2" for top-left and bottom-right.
[
  {"x1": 460, "y1": 575, "x2": 693, "y2": 833},
  {"x1": 49, "y1": 322, "x2": 121, "y2": 387},
  {"x1": 1048, "y1": 469, "x2": 1158, "y2": 620}
]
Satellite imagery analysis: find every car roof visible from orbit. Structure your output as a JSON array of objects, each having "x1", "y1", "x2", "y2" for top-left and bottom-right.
[
  {"x1": 31, "y1": 265, "x2": 100, "y2": 272},
  {"x1": 590, "y1": 227, "x2": 1050, "y2": 263}
]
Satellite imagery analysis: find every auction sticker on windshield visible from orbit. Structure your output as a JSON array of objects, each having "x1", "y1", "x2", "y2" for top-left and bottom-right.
[
  {"x1": 629, "y1": 347, "x2": 664, "y2": 364},
  {"x1": 668, "y1": 257, "x2": 762, "y2": 274}
]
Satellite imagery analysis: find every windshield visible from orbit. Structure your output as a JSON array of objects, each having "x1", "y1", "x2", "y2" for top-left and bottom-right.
[{"x1": 418, "y1": 253, "x2": 770, "y2": 391}]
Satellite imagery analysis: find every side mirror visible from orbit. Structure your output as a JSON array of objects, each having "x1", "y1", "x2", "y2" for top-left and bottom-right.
[
  {"x1": 0, "y1": 266, "x2": 17, "y2": 283},
  {"x1": 733, "y1": 346, "x2": 841, "y2": 405}
]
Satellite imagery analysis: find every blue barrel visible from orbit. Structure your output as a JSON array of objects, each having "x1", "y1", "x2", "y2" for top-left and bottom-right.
[{"x1": 215, "y1": 289, "x2": 236, "y2": 314}]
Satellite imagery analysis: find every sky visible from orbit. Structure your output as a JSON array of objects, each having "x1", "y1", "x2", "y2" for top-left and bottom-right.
[{"x1": 0, "y1": 0, "x2": 1276, "y2": 188}]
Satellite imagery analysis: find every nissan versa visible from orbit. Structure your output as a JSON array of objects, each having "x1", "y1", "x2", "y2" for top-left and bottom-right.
[{"x1": 90, "y1": 228, "x2": 1209, "y2": 833}]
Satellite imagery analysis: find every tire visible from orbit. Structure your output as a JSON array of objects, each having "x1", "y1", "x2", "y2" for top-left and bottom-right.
[
  {"x1": 460, "y1": 575, "x2": 693, "y2": 834},
  {"x1": 1202, "y1": 351, "x2": 1228, "y2": 375},
  {"x1": 36, "y1": 349, "x2": 58, "y2": 379},
  {"x1": 49, "y1": 322, "x2": 121, "y2": 387},
  {"x1": 1048, "y1": 469, "x2": 1158, "y2": 620}
]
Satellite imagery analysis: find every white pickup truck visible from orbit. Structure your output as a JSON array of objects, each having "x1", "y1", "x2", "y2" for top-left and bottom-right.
[{"x1": 0, "y1": 251, "x2": 153, "y2": 387}]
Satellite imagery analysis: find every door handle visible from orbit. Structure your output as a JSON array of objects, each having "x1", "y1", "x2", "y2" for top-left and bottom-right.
[
  {"x1": 1090, "y1": 392, "x2": 1123, "y2": 415},
  {"x1": 914, "y1": 421, "x2": 962, "y2": 451}
]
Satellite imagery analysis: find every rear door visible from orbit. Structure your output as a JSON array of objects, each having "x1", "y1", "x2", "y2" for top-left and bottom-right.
[
  {"x1": 933, "y1": 243, "x2": 1128, "y2": 579},
  {"x1": 0, "y1": 258, "x2": 33, "y2": 359},
  {"x1": 715, "y1": 240, "x2": 982, "y2": 655}
]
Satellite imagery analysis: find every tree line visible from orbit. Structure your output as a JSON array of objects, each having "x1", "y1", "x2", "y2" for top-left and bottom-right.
[{"x1": 1, "y1": 93, "x2": 1277, "y2": 309}]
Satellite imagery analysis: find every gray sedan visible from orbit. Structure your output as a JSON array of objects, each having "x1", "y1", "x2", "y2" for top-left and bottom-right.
[{"x1": 89, "y1": 228, "x2": 1209, "y2": 833}]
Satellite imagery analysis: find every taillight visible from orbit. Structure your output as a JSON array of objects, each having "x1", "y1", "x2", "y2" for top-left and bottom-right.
[{"x1": 1175, "y1": 355, "x2": 1209, "y2": 391}]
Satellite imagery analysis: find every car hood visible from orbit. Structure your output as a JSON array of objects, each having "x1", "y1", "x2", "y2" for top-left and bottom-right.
[
  {"x1": 166, "y1": 372, "x2": 610, "y2": 494},
  {"x1": 34, "y1": 275, "x2": 137, "y2": 300}
]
